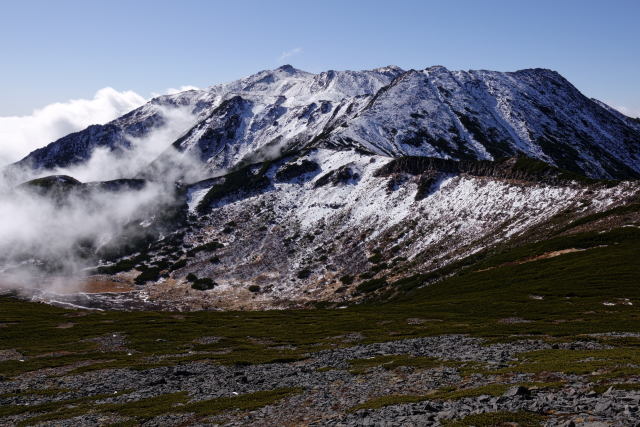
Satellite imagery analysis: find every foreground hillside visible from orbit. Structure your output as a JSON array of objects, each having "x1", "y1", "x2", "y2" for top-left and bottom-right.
[
  {"x1": 53, "y1": 148, "x2": 635, "y2": 311},
  {"x1": 2, "y1": 214, "x2": 640, "y2": 425}
]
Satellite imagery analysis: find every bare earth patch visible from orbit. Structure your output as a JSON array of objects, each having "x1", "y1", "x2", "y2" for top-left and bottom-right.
[
  {"x1": 56, "y1": 322, "x2": 75, "y2": 329},
  {"x1": 476, "y1": 248, "x2": 591, "y2": 272},
  {"x1": 82, "y1": 277, "x2": 135, "y2": 293}
]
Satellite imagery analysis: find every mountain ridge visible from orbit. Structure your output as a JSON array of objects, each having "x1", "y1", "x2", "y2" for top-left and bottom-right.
[{"x1": 6, "y1": 65, "x2": 640, "y2": 182}]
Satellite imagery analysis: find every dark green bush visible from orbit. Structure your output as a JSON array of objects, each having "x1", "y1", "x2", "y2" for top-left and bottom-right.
[
  {"x1": 275, "y1": 159, "x2": 319, "y2": 181},
  {"x1": 186, "y1": 241, "x2": 224, "y2": 257},
  {"x1": 191, "y1": 278, "x2": 216, "y2": 291},
  {"x1": 248, "y1": 285, "x2": 261, "y2": 293},
  {"x1": 359, "y1": 271, "x2": 374, "y2": 280},
  {"x1": 196, "y1": 163, "x2": 270, "y2": 214},
  {"x1": 134, "y1": 268, "x2": 161, "y2": 285},
  {"x1": 371, "y1": 263, "x2": 388, "y2": 273},
  {"x1": 297, "y1": 269, "x2": 311, "y2": 279},
  {"x1": 153, "y1": 260, "x2": 171, "y2": 270},
  {"x1": 368, "y1": 253, "x2": 384, "y2": 264},
  {"x1": 96, "y1": 258, "x2": 137, "y2": 274},
  {"x1": 169, "y1": 259, "x2": 187, "y2": 272},
  {"x1": 356, "y1": 278, "x2": 388, "y2": 293},
  {"x1": 340, "y1": 275, "x2": 354, "y2": 285}
]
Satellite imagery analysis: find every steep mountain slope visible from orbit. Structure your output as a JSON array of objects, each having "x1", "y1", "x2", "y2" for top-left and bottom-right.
[
  {"x1": 328, "y1": 67, "x2": 640, "y2": 179},
  {"x1": 84, "y1": 148, "x2": 639, "y2": 311},
  {"x1": 7, "y1": 65, "x2": 640, "y2": 181},
  {"x1": 9, "y1": 90, "x2": 211, "y2": 174}
]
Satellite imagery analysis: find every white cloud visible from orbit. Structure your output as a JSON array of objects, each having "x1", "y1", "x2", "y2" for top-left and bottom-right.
[
  {"x1": 54, "y1": 105, "x2": 200, "y2": 182},
  {"x1": 279, "y1": 47, "x2": 303, "y2": 61},
  {"x1": 0, "y1": 88, "x2": 146, "y2": 167},
  {"x1": 0, "y1": 105, "x2": 202, "y2": 294}
]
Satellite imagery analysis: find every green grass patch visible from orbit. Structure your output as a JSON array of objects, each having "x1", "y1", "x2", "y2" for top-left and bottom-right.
[
  {"x1": 429, "y1": 384, "x2": 511, "y2": 400},
  {"x1": 442, "y1": 410, "x2": 545, "y2": 427},
  {"x1": 497, "y1": 347, "x2": 640, "y2": 379},
  {"x1": 349, "y1": 384, "x2": 510, "y2": 412},
  {"x1": 347, "y1": 354, "x2": 456, "y2": 374},
  {"x1": 11, "y1": 388, "x2": 301, "y2": 425},
  {"x1": 179, "y1": 387, "x2": 301, "y2": 416},
  {"x1": 349, "y1": 382, "x2": 562, "y2": 413},
  {"x1": 0, "y1": 392, "x2": 114, "y2": 423},
  {"x1": 99, "y1": 387, "x2": 300, "y2": 421},
  {"x1": 593, "y1": 382, "x2": 640, "y2": 394}
]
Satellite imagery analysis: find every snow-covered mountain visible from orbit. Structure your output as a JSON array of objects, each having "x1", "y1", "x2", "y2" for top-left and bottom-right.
[
  {"x1": 8, "y1": 65, "x2": 640, "y2": 181},
  {"x1": 4, "y1": 65, "x2": 640, "y2": 310}
]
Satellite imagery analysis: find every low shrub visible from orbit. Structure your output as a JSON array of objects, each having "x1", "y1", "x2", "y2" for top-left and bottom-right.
[
  {"x1": 297, "y1": 269, "x2": 311, "y2": 279},
  {"x1": 134, "y1": 268, "x2": 161, "y2": 285},
  {"x1": 356, "y1": 278, "x2": 388, "y2": 293},
  {"x1": 169, "y1": 259, "x2": 187, "y2": 272},
  {"x1": 186, "y1": 241, "x2": 224, "y2": 257},
  {"x1": 191, "y1": 278, "x2": 216, "y2": 291},
  {"x1": 340, "y1": 275, "x2": 354, "y2": 285}
]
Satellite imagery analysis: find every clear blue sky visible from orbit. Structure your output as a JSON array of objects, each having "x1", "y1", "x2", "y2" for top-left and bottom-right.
[{"x1": 2, "y1": 0, "x2": 639, "y2": 116}]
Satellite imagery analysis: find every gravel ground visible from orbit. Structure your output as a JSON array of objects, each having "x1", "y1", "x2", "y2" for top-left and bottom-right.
[{"x1": 0, "y1": 335, "x2": 637, "y2": 426}]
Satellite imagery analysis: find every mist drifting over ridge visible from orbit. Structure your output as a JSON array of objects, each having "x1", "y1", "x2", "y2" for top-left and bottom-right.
[
  {"x1": 0, "y1": 88, "x2": 147, "y2": 167},
  {"x1": 0, "y1": 104, "x2": 201, "y2": 295}
]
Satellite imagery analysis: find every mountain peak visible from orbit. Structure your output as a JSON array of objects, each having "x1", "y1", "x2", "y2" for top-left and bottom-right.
[
  {"x1": 372, "y1": 65, "x2": 405, "y2": 74},
  {"x1": 276, "y1": 64, "x2": 298, "y2": 74},
  {"x1": 423, "y1": 65, "x2": 449, "y2": 72}
]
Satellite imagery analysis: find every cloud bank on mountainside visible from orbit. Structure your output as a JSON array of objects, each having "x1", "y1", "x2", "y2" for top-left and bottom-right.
[
  {"x1": 0, "y1": 88, "x2": 146, "y2": 167},
  {"x1": 0, "y1": 99, "x2": 201, "y2": 295}
]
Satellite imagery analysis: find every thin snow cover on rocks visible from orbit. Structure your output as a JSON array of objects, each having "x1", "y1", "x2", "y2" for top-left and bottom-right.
[{"x1": 172, "y1": 148, "x2": 637, "y2": 310}]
